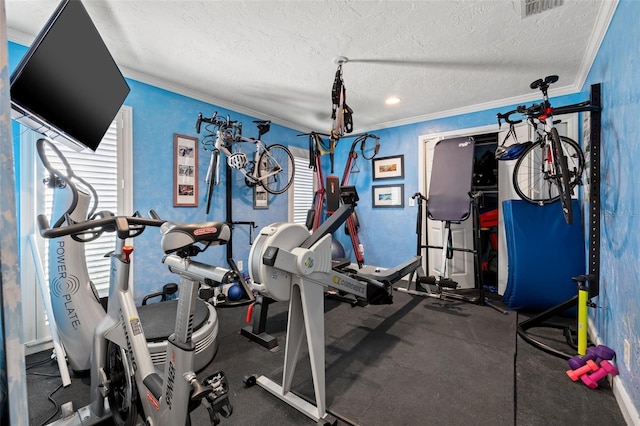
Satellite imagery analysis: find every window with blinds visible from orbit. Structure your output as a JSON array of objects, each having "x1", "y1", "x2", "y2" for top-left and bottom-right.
[
  {"x1": 41, "y1": 120, "x2": 119, "y2": 294},
  {"x1": 289, "y1": 148, "x2": 315, "y2": 226}
]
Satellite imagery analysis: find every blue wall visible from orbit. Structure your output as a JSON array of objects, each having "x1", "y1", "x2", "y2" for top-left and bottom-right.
[
  {"x1": 9, "y1": 0, "x2": 640, "y2": 417},
  {"x1": 121, "y1": 79, "x2": 304, "y2": 300},
  {"x1": 328, "y1": 93, "x2": 584, "y2": 270},
  {"x1": 583, "y1": 0, "x2": 640, "y2": 413}
]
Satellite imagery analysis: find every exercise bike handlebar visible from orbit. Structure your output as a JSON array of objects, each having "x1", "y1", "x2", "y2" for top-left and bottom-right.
[{"x1": 37, "y1": 212, "x2": 165, "y2": 240}]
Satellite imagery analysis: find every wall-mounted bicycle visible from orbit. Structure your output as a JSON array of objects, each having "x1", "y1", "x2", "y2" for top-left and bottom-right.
[
  {"x1": 196, "y1": 112, "x2": 294, "y2": 214},
  {"x1": 496, "y1": 75, "x2": 585, "y2": 225}
]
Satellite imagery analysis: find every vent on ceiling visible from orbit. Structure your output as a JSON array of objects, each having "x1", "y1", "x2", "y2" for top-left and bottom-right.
[{"x1": 521, "y1": 0, "x2": 563, "y2": 18}]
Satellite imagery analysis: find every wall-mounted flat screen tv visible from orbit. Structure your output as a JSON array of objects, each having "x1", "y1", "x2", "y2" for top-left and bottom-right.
[{"x1": 10, "y1": 0, "x2": 130, "y2": 151}]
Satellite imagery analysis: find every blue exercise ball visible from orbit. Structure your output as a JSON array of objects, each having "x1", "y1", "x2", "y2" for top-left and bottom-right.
[
  {"x1": 227, "y1": 284, "x2": 244, "y2": 301},
  {"x1": 331, "y1": 238, "x2": 346, "y2": 259}
]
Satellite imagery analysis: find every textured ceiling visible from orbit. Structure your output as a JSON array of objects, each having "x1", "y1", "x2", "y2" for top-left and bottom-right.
[{"x1": 5, "y1": 0, "x2": 618, "y2": 133}]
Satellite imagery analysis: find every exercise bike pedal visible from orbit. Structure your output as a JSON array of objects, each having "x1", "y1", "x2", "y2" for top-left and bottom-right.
[
  {"x1": 204, "y1": 371, "x2": 233, "y2": 417},
  {"x1": 202, "y1": 371, "x2": 229, "y2": 396}
]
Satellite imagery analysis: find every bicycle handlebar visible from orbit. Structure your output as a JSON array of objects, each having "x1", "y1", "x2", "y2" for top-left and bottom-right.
[
  {"x1": 38, "y1": 212, "x2": 165, "y2": 241},
  {"x1": 196, "y1": 112, "x2": 241, "y2": 134},
  {"x1": 496, "y1": 109, "x2": 523, "y2": 127},
  {"x1": 497, "y1": 102, "x2": 547, "y2": 128},
  {"x1": 497, "y1": 75, "x2": 562, "y2": 128},
  {"x1": 196, "y1": 112, "x2": 220, "y2": 134}
]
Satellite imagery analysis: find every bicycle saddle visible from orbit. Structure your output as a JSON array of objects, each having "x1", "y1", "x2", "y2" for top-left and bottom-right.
[{"x1": 160, "y1": 221, "x2": 231, "y2": 255}]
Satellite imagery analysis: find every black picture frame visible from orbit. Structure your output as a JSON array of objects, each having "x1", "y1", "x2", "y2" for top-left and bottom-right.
[
  {"x1": 372, "y1": 184, "x2": 404, "y2": 208},
  {"x1": 173, "y1": 134, "x2": 198, "y2": 207},
  {"x1": 373, "y1": 155, "x2": 404, "y2": 180}
]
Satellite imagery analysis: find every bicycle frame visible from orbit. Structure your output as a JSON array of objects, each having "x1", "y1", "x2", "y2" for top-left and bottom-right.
[
  {"x1": 528, "y1": 116, "x2": 558, "y2": 179},
  {"x1": 497, "y1": 75, "x2": 578, "y2": 224},
  {"x1": 534, "y1": 83, "x2": 575, "y2": 223},
  {"x1": 197, "y1": 112, "x2": 293, "y2": 209},
  {"x1": 87, "y1": 238, "x2": 198, "y2": 424},
  {"x1": 537, "y1": 95, "x2": 559, "y2": 172},
  {"x1": 215, "y1": 130, "x2": 280, "y2": 185}
]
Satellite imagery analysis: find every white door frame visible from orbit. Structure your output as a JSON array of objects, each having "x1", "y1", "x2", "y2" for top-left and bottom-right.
[{"x1": 419, "y1": 124, "x2": 499, "y2": 288}]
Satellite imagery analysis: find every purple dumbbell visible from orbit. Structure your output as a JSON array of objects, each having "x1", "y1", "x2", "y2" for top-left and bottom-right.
[
  {"x1": 567, "y1": 345, "x2": 616, "y2": 370},
  {"x1": 581, "y1": 360, "x2": 619, "y2": 389}
]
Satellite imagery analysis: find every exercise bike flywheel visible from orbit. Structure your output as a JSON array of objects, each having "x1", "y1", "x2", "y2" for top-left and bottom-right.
[{"x1": 106, "y1": 341, "x2": 139, "y2": 426}]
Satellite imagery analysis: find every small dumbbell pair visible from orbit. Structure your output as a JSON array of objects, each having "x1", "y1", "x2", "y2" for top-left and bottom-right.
[
  {"x1": 566, "y1": 359, "x2": 619, "y2": 389},
  {"x1": 581, "y1": 360, "x2": 619, "y2": 389},
  {"x1": 567, "y1": 345, "x2": 615, "y2": 370}
]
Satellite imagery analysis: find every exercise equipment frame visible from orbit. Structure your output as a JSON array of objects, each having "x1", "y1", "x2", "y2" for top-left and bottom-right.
[{"x1": 516, "y1": 83, "x2": 602, "y2": 359}]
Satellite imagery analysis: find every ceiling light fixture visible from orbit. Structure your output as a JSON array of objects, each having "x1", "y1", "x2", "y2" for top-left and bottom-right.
[{"x1": 385, "y1": 96, "x2": 401, "y2": 105}]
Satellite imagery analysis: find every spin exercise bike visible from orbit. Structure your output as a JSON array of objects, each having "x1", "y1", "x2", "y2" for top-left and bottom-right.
[
  {"x1": 36, "y1": 139, "x2": 220, "y2": 373},
  {"x1": 244, "y1": 186, "x2": 421, "y2": 424},
  {"x1": 37, "y1": 199, "x2": 233, "y2": 425}
]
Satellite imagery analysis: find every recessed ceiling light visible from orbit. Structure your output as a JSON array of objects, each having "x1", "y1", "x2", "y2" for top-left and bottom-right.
[{"x1": 385, "y1": 96, "x2": 401, "y2": 105}]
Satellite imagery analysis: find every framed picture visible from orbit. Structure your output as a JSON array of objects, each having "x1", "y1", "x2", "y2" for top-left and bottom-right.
[
  {"x1": 373, "y1": 155, "x2": 404, "y2": 180},
  {"x1": 372, "y1": 184, "x2": 404, "y2": 208},
  {"x1": 173, "y1": 134, "x2": 199, "y2": 207},
  {"x1": 254, "y1": 186, "x2": 269, "y2": 209}
]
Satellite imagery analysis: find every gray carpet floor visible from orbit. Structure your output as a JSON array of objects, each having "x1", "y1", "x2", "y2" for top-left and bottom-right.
[{"x1": 25, "y1": 290, "x2": 626, "y2": 425}]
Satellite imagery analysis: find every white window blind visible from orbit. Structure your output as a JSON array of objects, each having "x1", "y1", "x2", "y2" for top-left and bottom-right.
[
  {"x1": 42, "y1": 120, "x2": 119, "y2": 294},
  {"x1": 289, "y1": 147, "x2": 314, "y2": 225}
]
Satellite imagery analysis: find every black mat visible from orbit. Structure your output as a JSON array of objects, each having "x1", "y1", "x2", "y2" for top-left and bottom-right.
[
  {"x1": 189, "y1": 290, "x2": 517, "y2": 426},
  {"x1": 515, "y1": 313, "x2": 626, "y2": 426},
  {"x1": 25, "y1": 289, "x2": 626, "y2": 426},
  {"x1": 137, "y1": 298, "x2": 210, "y2": 341}
]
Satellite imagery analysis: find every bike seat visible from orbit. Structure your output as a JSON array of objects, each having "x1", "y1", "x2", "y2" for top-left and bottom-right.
[{"x1": 161, "y1": 221, "x2": 230, "y2": 254}]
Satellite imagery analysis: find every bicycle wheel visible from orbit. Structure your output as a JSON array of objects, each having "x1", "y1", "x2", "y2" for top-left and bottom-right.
[
  {"x1": 551, "y1": 128, "x2": 573, "y2": 224},
  {"x1": 512, "y1": 135, "x2": 584, "y2": 205},
  {"x1": 205, "y1": 149, "x2": 220, "y2": 214},
  {"x1": 258, "y1": 144, "x2": 294, "y2": 194}
]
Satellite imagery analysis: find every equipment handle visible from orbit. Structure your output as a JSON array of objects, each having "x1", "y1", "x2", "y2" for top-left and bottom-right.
[
  {"x1": 496, "y1": 109, "x2": 523, "y2": 127},
  {"x1": 38, "y1": 213, "x2": 164, "y2": 240},
  {"x1": 411, "y1": 192, "x2": 427, "y2": 201},
  {"x1": 36, "y1": 138, "x2": 101, "y2": 227},
  {"x1": 196, "y1": 111, "x2": 222, "y2": 134},
  {"x1": 498, "y1": 103, "x2": 547, "y2": 128}
]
